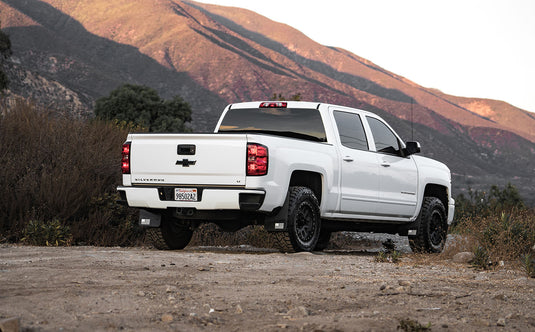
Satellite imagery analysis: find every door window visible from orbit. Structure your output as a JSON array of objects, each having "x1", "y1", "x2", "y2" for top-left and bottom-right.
[
  {"x1": 333, "y1": 111, "x2": 368, "y2": 151},
  {"x1": 366, "y1": 117, "x2": 401, "y2": 155}
]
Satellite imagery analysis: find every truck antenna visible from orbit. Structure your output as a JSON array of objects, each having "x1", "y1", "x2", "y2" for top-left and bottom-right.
[{"x1": 411, "y1": 98, "x2": 414, "y2": 141}]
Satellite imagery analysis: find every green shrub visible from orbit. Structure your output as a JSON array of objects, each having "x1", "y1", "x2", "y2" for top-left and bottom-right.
[
  {"x1": 471, "y1": 246, "x2": 490, "y2": 270},
  {"x1": 375, "y1": 239, "x2": 403, "y2": 263},
  {"x1": 22, "y1": 219, "x2": 72, "y2": 246},
  {"x1": 375, "y1": 251, "x2": 388, "y2": 263},
  {"x1": 375, "y1": 249, "x2": 403, "y2": 263}
]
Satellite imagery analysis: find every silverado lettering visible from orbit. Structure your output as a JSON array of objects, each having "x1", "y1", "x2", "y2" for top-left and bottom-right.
[{"x1": 134, "y1": 178, "x2": 165, "y2": 182}]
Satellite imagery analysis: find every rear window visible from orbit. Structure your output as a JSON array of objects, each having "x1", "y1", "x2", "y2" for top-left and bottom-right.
[{"x1": 218, "y1": 108, "x2": 327, "y2": 142}]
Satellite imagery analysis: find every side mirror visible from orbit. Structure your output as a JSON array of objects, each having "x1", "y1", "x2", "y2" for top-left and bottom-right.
[{"x1": 404, "y1": 141, "x2": 421, "y2": 156}]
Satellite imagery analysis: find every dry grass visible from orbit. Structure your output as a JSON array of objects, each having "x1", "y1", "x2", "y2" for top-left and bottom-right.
[
  {"x1": 454, "y1": 210, "x2": 535, "y2": 262},
  {"x1": 0, "y1": 100, "x2": 142, "y2": 245}
]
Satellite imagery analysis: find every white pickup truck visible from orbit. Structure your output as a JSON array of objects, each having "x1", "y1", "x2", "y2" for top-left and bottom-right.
[{"x1": 118, "y1": 101, "x2": 454, "y2": 253}]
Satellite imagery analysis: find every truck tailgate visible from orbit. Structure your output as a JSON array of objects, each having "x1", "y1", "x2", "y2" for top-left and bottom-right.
[{"x1": 129, "y1": 134, "x2": 246, "y2": 186}]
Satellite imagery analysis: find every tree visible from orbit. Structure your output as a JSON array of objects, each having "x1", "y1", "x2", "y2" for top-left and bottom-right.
[
  {"x1": 94, "y1": 84, "x2": 192, "y2": 132},
  {"x1": 0, "y1": 19, "x2": 12, "y2": 91}
]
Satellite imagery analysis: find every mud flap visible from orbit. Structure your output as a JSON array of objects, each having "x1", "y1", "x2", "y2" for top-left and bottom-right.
[
  {"x1": 139, "y1": 209, "x2": 161, "y2": 227},
  {"x1": 263, "y1": 192, "x2": 290, "y2": 232}
]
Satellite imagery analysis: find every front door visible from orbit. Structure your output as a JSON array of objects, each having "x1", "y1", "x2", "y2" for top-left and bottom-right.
[{"x1": 366, "y1": 116, "x2": 418, "y2": 217}]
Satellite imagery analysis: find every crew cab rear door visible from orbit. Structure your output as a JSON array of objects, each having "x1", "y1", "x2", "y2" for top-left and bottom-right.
[
  {"x1": 128, "y1": 133, "x2": 246, "y2": 186},
  {"x1": 332, "y1": 109, "x2": 380, "y2": 215}
]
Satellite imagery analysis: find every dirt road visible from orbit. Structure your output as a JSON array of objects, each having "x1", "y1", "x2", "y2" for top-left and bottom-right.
[{"x1": 1, "y1": 244, "x2": 535, "y2": 331}]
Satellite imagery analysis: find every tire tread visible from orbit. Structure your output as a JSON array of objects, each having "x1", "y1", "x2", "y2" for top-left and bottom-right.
[
  {"x1": 409, "y1": 196, "x2": 446, "y2": 253},
  {"x1": 147, "y1": 227, "x2": 170, "y2": 250},
  {"x1": 275, "y1": 186, "x2": 320, "y2": 253}
]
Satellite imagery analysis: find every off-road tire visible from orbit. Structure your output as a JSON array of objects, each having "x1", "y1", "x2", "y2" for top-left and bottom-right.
[
  {"x1": 409, "y1": 197, "x2": 448, "y2": 253},
  {"x1": 147, "y1": 216, "x2": 193, "y2": 250},
  {"x1": 274, "y1": 186, "x2": 321, "y2": 253}
]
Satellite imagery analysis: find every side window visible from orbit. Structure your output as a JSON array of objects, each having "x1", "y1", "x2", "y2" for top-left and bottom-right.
[
  {"x1": 366, "y1": 117, "x2": 401, "y2": 155},
  {"x1": 333, "y1": 111, "x2": 368, "y2": 151}
]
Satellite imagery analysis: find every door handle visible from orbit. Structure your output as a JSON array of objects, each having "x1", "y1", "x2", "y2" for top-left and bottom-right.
[
  {"x1": 381, "y1": 163, "x2": 391, "y2": 168},
  {"x1": 343, "y1": 157, "x2": 354, "y2": 162}
]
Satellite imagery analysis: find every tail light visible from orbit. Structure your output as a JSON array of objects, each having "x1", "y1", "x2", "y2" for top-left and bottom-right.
[
  {"x1": 121, "y1": 142, "x2": 131, "y2": 174},
  {"x1": 260, "y1": 102, "x2": 287, "y2": 108},
  {"x1": 247, "y1": 143, "x2": 268, "y2": 176}
]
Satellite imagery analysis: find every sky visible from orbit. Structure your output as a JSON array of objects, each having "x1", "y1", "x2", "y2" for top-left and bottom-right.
[{"x1": 194, "y1": 0, "x2": 535, "y2": 113}]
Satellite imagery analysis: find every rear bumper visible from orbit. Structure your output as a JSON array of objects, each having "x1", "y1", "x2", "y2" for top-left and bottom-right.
[{"x1": 117, "y1": 186, "x2": 265, "y2": 210}]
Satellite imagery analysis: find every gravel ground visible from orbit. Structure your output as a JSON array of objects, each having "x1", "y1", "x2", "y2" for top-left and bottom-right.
[{"x1": 1, "y1": 242, "x2": 535, "y2": 331}]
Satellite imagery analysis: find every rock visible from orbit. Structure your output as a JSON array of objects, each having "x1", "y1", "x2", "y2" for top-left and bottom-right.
[
  {"x1": 235, "y1": 304, "x2": 243, "y2": 314},
  {"x1": 287, "y1": 306, "x2": 309, "y2": 318},
  {"x1": 380, "y1": 284, "x2": 387, "y2": 291},
  {"x1": 161, "y1": 314, "x2": 173, "y2": 323},
  {"x1": 494, "y1": 294, "x2": 507, "y2": 301},
  {"x1": 165, "y1": 285, "x2": 177, "y2": 293},
  {"x1": 453, "y1": 252, "x2": 475, "y2": 264},
  {"x1": 398, "y1": 280, "x2": 411, "y2": 287},
  {"x1": 506, "y1": 313, "x2": 520, "y2": 320},
  {"x1": 0, "y1": 317, "x2": 20, "y2": 332},
  {"x1": 475, "y1": 319, "x2": 491, "y2": 327},
  {"x1": 497, "y1": 318, "x2": 506, "y2": 326}
]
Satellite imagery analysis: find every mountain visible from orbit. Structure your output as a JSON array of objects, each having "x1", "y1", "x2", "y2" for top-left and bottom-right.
[{"x1": 1, "y1": 0, "x2": 534, "y2": 204}]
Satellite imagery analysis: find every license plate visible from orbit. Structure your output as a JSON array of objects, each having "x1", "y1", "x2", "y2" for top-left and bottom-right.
[{"x1": 175, "y1": 188, "x2": 198, "y2": 202}]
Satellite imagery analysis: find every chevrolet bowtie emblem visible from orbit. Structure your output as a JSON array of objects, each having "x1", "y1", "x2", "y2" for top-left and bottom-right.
[{"x1": 176, "y1": 159, "x2": 197, "y2": 167}]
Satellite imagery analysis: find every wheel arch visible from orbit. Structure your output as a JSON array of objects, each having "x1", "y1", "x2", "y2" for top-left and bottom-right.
[
  {"x1": 289, "y1": 170, "x2": 323, "y2": 204},
  {"x1": 423, "y1": 183, "x2": 448, "y2": 218}
]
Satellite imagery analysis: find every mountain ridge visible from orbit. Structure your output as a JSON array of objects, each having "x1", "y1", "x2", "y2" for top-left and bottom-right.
[{"x1": 1, "y1": 0, "x2": 534, "y2": 203}]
